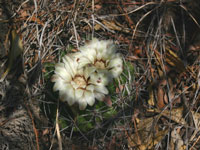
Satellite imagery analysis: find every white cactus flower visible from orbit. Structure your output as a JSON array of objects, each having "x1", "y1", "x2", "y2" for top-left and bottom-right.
[
  {"x1": 51, "y1": 55, "x2": 109, "y2": 110},
  {"x1": 74, "y1": 38, "x2": 123, "y2": 80}
]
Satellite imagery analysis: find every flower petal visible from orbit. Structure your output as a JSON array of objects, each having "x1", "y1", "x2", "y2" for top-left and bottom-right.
[
  {"x1": 78, "y1": 59, "x2": 90, "y2": 69},
  {"x1": 89, "y1": 72, "x2": 99, "y2": 84},
  {"x1": 59, "y1": 91, "x2": 68, "y2": 102},
  {"x1": 53, "y1": 78, "x2": 64, "y2": 91},
  {"x1": 75, "y1": 89, "x2": 84, "y2": 99},
  {"x1": 74, "y1": 52, "x2": 91, "y2": 69},
  {"x1": 111, "y1": 67, "x2": 123, "y2": 78},
  {"x1": 51, "y1": 74, "x2": 60, "y2": 82},
  {"x1": 107, "y1": 57, "x2": 122, "y2": 68},
  {"x1": 78, "y1": 99, "x2": 87, "y2": 110},
  {"x1": 84, "y1": 66, "x2": 96, "y2": 79},
  {"x1": 89, "y1": 72, "x2": 108, "y2": 86},
  {"x1": 95, "y1": 93, "x2": 105, "y2": 101},
  {"x1": 96, "y1": 52, "x2": 102, "y2": 60},
  {"x1": 84, "y1": 91, "x2": 95, "y2": 106},
  {"x1": 86, "y1": 85, "x2": 94, "y2": 92},
  {"x1": 95, "y1": 85, "x2": 108, "y2": 94},
  {"x1": 59, "y1": 86, "x2": 76, "y2": 106},
  {"x1": 67, "y1": 85, "x2": 75, "y2": 99},
  {"x1": 55, "y1": 66, "x2": 72, "y2": 81},
  {"x1": 54, "y1": 63, "x2": 65, "y2": 70},
  {"x1": 63, "y1": 55, "x2": 77, "y2": 76},
  {"x1": 77, "y1": 67, "x2": 84, "y2": 76},
  {"x1": 67, "y1": 97, "x2": 76, "y2": 106},
  {"x1": 70, "y1": 81, "x2": 79, "y2": 89},
  {"x1": 82, "y1": 50, "x2": 96, "y2": 63}
]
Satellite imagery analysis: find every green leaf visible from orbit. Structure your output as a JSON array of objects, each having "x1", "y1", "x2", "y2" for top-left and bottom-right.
[
  {"x1": 103, "y1": 108, "x2": 117, "y2": 118},
  {"x1": 75, "y1": 115, "x2": 94, "y2": 132},
  {"x1": 59, "y1": 118, "x2": 68, "y2": 129}
]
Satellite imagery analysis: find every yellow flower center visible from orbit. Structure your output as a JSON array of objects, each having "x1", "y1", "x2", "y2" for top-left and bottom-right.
[
  {"x1": 73, "y1": 75, "x2": 86, "y2": 88},
  {"x1": 94, "y1": 60, "x2": 106, "y2": 69}
]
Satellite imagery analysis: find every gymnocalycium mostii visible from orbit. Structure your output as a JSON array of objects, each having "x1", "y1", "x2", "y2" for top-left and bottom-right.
[{"x1": 51, "y1": 38, "x2": 123, "y2": 110}]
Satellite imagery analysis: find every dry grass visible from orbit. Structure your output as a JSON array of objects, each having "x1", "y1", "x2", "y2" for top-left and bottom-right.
[{"x1": 0, "y1": 0, "x2": 200, "y2": 150}]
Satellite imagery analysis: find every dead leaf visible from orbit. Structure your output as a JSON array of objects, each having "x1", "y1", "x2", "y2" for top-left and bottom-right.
[
  {"x1": 103, "y1": 96, "x2": 112, "y2": 107},
  {"x1": 0, "y1": 30, "x2": 23, "y2": 82},
  {"x1": 94, "y1": 24, "x2": 101, "y2": 31},
  {"x1": 157, "y1": 84, "x2": 166, "y2": 109},
  {"x1": 165, "y1": 47, "x2": 185, "y2": 73},
  {"x1": 102, "y1": 20, "x2": 130, "y2": 33},
  {"x1": 147, "y1": 85, "x2": 155, "y2": 106},
  {"x1": 95, "y1": 4, "x2": 102, "y2": 10},
  {"x1": 42, "y1": 128, "x2": 49, "y2": 136},
  {"x1": 189, "y1": 111, "x2": 200, "y2": 142},
  {"x1": 128, "y1": 116, "x2": 169, "y2": 150},
  {"x1": 147, "y1": 107, "x2": 187, "y2": 125},
  {"x1": 171, "y1": 127, "x2": 185, "y2": 150},
  {"x1": 126, "y1": 55, "x2": 139, "y2": 61},
  {"x1": 116, "y1": 84, "x2": 124, "y2": 93}
]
